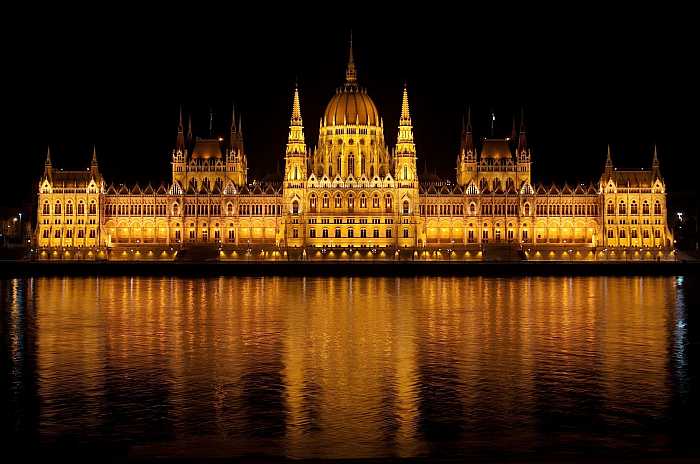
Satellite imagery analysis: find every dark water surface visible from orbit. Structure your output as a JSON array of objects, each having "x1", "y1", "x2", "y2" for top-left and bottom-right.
[{"x1": 2, "y1": 276, "x2": 699, "y2": 461}]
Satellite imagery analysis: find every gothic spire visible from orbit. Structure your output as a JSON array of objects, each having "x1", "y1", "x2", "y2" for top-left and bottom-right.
[
  {"x1": 605, "y1": 144, "x2": 614, "y2": 172},
  {"x1": 91, "y1": 145, "x2": 98, "y2": 165},
  {"x1": 290, "y1": 83, "x2": 303, "y2": 126},
  {"x1": 286, "y1": 84, "x2": 306, "y2": 155},
  {"x1": 45, "y1": 146, "x2": 52, "y2": 166},
  {"x1": 517, "y1": 107, "x2": 527, "y2": 152},
  {"x1": 187, "y1": 113, "x2": 193, "y2": 145},
  {"x1": 460, "y1": 106, "x2": 474, "y2": 154},
  {"x1": 176, "y1": 106, "x2": 185, "y2": 150},
  {"x1": 345, "y1": 31, "x2": 357, "y2": 86},
  {"x1": 652, "y1": 144, "x2": 659, "y2": 166},
  {"x1": 400, "y1": 82, "x2": 411, "y2": 124}
]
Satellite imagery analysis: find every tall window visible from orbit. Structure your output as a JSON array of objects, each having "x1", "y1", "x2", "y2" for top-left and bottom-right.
[
  {"x1": 66, "y1": 202, "x2": 73, "y2": 215},
  {"x1": 292, "y1": 200, "x2": 299, "y2": 214},
  {"x1": 89, "y1": 202, "x2": 96, "y2": 214},
  {"x1": 43, "y1": 202, "x2": 50, "y2": 215},
  {"x1": 607, "y1": 202, "x2": 614, "y2": 215},
  {"x1": 360, "y1": 194, "x2": 367, "y2": 208},
  {"x1": 310, "y1": 194, "x2": 317, "y2": 212},
  {"x1": 403, "y1": 200, "x2": 409, "y2": 214},
  {"x1": 403, "y1": 165, "x2": 408, "y2": 180},
  {"x1": 643, "y1": 201, "x2": 649, "y2": 215},
  {"x1": 385, "y1": 194, "x2": 392, "y2": 212},
  {"x1": 654, "y1": 201, "x2": 661, "y2": 215},
  {"x1": 55, "y1": 201, "x2": 61, "y2": 214},
  {"x1": 619, "y1": 201, "x2": 626, "y2": 215},
  {"x1": 335, "y1": 194, "x2": 342, "y2": 208},
  {"x1": 348, "y1": 194, "x2": 354, "y2": 211},
  {"x1": 337, "y1": 156, "x2": 342, "y2": 177},
  {"x1": 323, "y1": 194, "x2": 329, "y2": 209},
  {"x1": 78, "y1": 202, "x2": 84, "y2": 215},
  {"x1": 631, "y1": 201, "x2": 638, "y2": 215},
  {"x1": 348, "y1": 154, "x2": 354, "y2": 176}
]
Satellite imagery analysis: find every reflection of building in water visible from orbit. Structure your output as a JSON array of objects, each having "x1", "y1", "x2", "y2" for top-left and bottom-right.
[
  {"x1": 22, "y1": 276, "x2": 681, "y2": 457},
  {"x1": 34, "y1": 40, "x2": 674, "y2": 262}
]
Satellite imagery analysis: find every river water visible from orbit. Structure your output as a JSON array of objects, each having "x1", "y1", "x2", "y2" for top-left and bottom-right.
[{"x1": 2, "y1": 275, "x2": 698, "y2": 461}]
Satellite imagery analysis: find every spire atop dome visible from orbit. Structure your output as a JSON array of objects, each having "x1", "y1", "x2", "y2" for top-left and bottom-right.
[{"x1": 345, "y1": 31, "x2": 357, "y2": 86}]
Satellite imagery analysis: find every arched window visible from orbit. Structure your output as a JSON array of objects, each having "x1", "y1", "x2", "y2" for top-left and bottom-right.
[
  {"x1": 385, "y1": 194, "x2": 393, "y2": 212},
  {"x1": 66, "y1": 201, "x2": 73, "y2": 215},
  {"x1": 642, "y1": 201, "x2": 649, "y2": 215},
  {"x1": 292, "y1": 200, "x2": 299, "y2": 214},
  {"x1": 227, "y1": 203, "x2": 234, "y2": 215},
  {"x1": 480, "y1": 178, "x2": 488, "y2": 191},
  {"x1": 631, "y1": 201, "x2": 638, "y2": 215},
  {"x1": 173, "y1": 203, "x2": 180, "y2": 215},
  {"x1": 337, "y1": 156, "x2": 342, "y2": 177},
  {"x1": 322, "y1": 193, "x2": 329, "y2": 209},
  {"x1": 403, "y1": 165, "x2": 408, "y2": 180},
  {"x1": 607, "y1": 201, "x2": 614, "y2": 215},
  {"x1": 360, "y1": 193, "x2": 367, "y2": 208},
  {"x1": 506, "y1": 178, "x2": 514, "y2": 190},
  {"x1": 470, "y1": 202, "x2": 476, "y2": 215},
  {"x1": 348, "y1": 193, "x2": 355, "y2": 211},
  {"x1": 493, "y1": 178, "x2": 502, "y2": 191},
  {"x1": 524, "y1": 203, "x2": 530, "y2": 216},
  {"x1": 55, "y1": 201, "x2": 61, "y2": 214},
  {"x1": 619, "y1": 201, "x2": 626, "y2": 215},
  {"x1": 43, "y1": 202, "x2": 50, "y2": 215},
  {"x1": 310, "y1": 194, "x2": 317, "y2": 212},
  {"x1": 361, "y1": 156, "x2": 366, "y2": 175},
  {"x1": 77, "y1": 201, "x2": 85, "y2": 215},
  {"x1": 89, "y1": 201, "x2": 96, "y2": 215},
  {"x1": 403, "y1": 200, "x2": 409, "y2": 214},
  {"x1": 654, "y1": 201, "x2": 661, "y2": 215},
  {"x1": 348, "y1": 153, "x2": 354, "y2": 176},
  {"x1": 335, "y1": 193, "x2": 342, "y2": 208},
  {"x1": 372, "y1": 194, "x2": 380, "y2": 208}
]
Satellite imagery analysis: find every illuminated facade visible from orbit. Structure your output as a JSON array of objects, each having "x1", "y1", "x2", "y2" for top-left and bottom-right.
[{"x1": 34, "y1": 43, "x2": 674, "y2": 261}]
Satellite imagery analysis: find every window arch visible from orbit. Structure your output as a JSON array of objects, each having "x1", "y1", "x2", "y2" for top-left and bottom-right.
[
  {"x1": 642, "y1": 201, "x2": 649, "y2": 215},
  {"x1": 372, "y1": 194, "x2": 380, "y2": 208},
  {"x1": 619, "y1": 201, "x2": 626, "y2": 215},
  {"x1": 348, "y1": 153, "x2": 354, "y2": 176},
  {"x1": 524, "y1": 202, "x2": 530, "y2": 216},
  {"x1": 66, "y1": 201, "x2": 73, "y2": 215},
  {"x1": 403, "y1": 200, "x2": 409, "y2": 214},
  {"x1": 292, "y1": 199, "x2": 299, "y2": 214},
  {"x1": 337, "y1": 156, "x2": 342, "y2": 177},
  {"x1": 654, "y1": 201, "x2": 661, "y2": 215},
  {"x1": 480, "y1": 178, "x2": 488, "y2": 191},
  {"x1": 172, "y1": 203, "x2": 180, "y2": 215},
  {"x1": 89, "y1": 201, "x2": 96, "y2": 215},
  {"x1": 470, "y1": 202, "x2": 476, "y2": 215},
  {"x1": 54, "y1": 201, "x2": 61, "y2": 215},
  {"x1": 322, "y1": 193, "x2": 329, "y2": 209},
  {"x1": 607, "y1": 201, "x2": 614, "y2": 215},
  {"x1": 334, "y1": 193, "x2": 342, "y2": 208},
  {"x1": 309, "y1": 194, "x2": 317, "y2": 212},
  {"x1": 385, "y1": 194, "x2": 393, "y2": 212},
  {"x1": 493, "y1": 178, "x2": 502, "y2": 191},
  {"x1": 227, "y1": 202, "x2": 234, "y2": 215},
  {"x1": 360, "y1": 193, "x2": 367, "y2": 208},
  {"x1": 631, "y1": 201, "x2": 638, "y2": 215},
  {"x1": 43, "y1": 201, "x2": 50, "y2": 215},
  {"x1": 348, "y1": 193, "x2": 355, "y2": 211},
  {"x1": 77, "y1": 201, "x2": 85, "y2": 215}
]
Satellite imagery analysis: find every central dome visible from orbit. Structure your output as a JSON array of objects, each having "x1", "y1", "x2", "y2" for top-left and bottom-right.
[{"x1": 323, "y1": 88, "x2": 379, "y2": 126}]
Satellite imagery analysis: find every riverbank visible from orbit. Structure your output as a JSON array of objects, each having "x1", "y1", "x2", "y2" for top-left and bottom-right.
[{"x1": 1, "y1": 259, "x2": 699, "y2": 277}]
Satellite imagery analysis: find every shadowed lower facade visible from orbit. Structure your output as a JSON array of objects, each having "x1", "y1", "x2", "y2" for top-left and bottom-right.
[{"x1": 34, "y1": 43, "x2": 674, "y2": 262}]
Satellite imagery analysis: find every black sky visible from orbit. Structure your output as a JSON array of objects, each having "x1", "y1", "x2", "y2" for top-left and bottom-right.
[{"x1": 3, "y1": 7, "x2": 696, "y2": 216}]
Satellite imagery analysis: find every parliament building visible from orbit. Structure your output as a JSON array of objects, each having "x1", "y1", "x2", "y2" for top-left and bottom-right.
[{"x1": 34, "y1": 43, "x2": 674, "y2": 261}]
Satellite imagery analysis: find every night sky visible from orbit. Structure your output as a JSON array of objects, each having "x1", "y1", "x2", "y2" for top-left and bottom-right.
[{"x1": 4, "y1": 9, "x2": 695, "y2": 217}]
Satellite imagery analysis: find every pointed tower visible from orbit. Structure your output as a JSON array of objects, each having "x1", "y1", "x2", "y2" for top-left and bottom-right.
[
  {"x1": 395, "y1": 83, "x2": 417, "y2": 184},
  {"x1": 651, "y1": 144, "x2": 661, "y2": 181},
  {"x1": 345, "y1": 31, "x2": 357, "y2": 87},
  {"x1": 227, "y1": 104, "x2": 247, "y2": 187},
  {"x1": 90, "y1": 145, "x2": 100, "y2": 179},
  {"x1": 456, "y1": 106, "x2": 477, "y2": 187},
  {"x1": 43, "y1": 145, "x2": 53, "y2": 180},
  {"x1": 176, "y1": 106, "x2": 185, "y2": 152},
  {"x1": 605, "y1": 144, "x2": 614, "y2": 176},
  {"x1": 516, "y1": 107, "x2": 531, "y2": 185},
  {"x1": 283, "y1": 84, "x2": 307, "y2": 247},
  {"x1": 172, "y1": 109, "x2": 187, "y2": 185},
  {"x1": 285, "y1": 84, "x2": 307, "y2": 181}
]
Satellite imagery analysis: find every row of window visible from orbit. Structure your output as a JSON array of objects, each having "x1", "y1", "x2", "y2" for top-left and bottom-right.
[
  {"x1": 535, "y1": 204, "x2": 599, "y2": 216},
  {"x1": 42, "y1": 229, "x2": 96, "y2": 239},
  {"x1": 307, "y1": 192, "x2": 396, "y2": 212},
  {"x1": 307, "y1": 228, "x2": 394, "y2": 239},
  {"x1": 105, "y1": 204, "x2": 168, "y2": 216},
  {"x1": 42, "y1": 201, "x2": 96, "y2": 215},
  {"x1": 606, "y1": 200, "x2": 662, "y2": 215},
  {"x1": 420, "y1": 204, "x2": 465, "y2": 216},
  {"x1": 607, "y1": 229, "x2": 661, "y2": 239}
]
